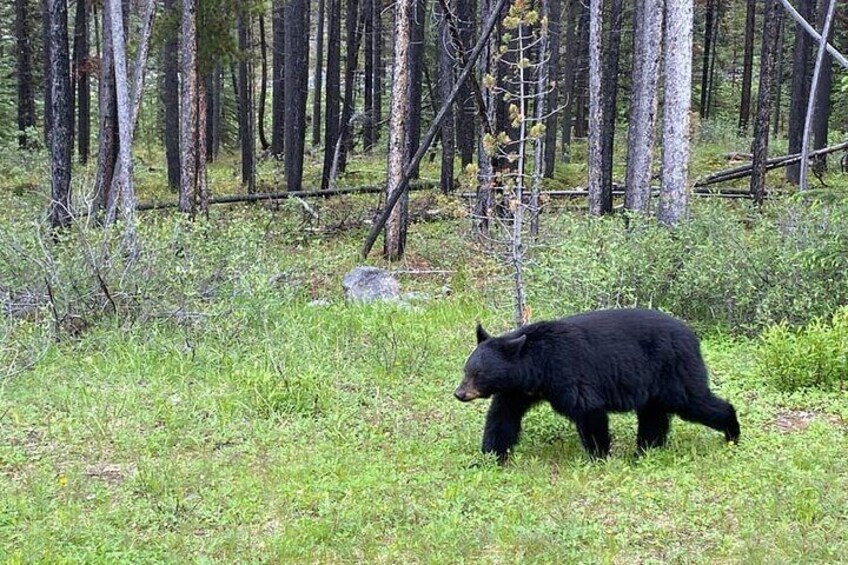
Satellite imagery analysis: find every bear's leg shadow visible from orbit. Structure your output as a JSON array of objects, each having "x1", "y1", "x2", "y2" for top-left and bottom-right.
[
  {"x1": 482, "y1": 393, "x2": 536, "y2": 462},
  {"x1": 636, "y1": 401, "x2": 671, "y2": 452},
  {"x1": 575, "y1": 410, "x2": 611, "y2": 458},
  {"x1": 676, "y1": 394, "x2": 740, "y2": 443}
]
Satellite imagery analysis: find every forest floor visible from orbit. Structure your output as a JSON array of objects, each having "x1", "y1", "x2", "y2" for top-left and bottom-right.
[{"x1": 1, "y1": 140, "x2": 848, "y2": 562}]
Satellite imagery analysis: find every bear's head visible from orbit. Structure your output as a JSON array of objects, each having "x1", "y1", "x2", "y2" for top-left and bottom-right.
[{"x1": 454, "y1": 323, "x2": 527, "y2": 402}]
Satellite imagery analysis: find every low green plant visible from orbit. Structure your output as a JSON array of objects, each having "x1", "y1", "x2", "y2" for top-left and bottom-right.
[{"x1": 757, "y1": 307, "x2": 848, "y2": 392}]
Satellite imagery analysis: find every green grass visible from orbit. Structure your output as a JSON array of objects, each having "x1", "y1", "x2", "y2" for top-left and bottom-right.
[{"x1": 1, "y1": 218, "x2": 847, "y2": 563}]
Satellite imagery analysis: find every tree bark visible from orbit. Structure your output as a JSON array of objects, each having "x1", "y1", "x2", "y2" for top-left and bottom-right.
[
  {"x1": 436, "y1": 0, "x2": 455, "y2": 194},
  {"x1": 363, "y1": 0, "x2": 374, "y2": 152},
  {"x1": 773, "y1": 8, "x2": 785, "y2": 138},
  {"x1": 586, "y1": 0, "x2": 604, "y2": 216},
  {"x1": 455, "y1": 0, "x2": 475, "y2": 166},
  {"x1": 559, "y1": 0, "x2": 578, "y2": 161},
  {"x1": 337, "y1": 0, "x2": 363, "y2": 174},
  {"x1": 543, "y1": 0, "x2": 561, "y2": 178},
  {"x1": 321, "y1": 0, "x2": 342, "y2": 190},
  {"x1": 179, "y1": 0, "x2": 198, "y2": 213},
  {"x1": 624, "y1": 0, "x2": 662, "y2": 213},
  {"x1": 738, "y1": 0, "x2": 755, "y2": 133},
  {"x1": 48, "y1": 0, "x2": 72, "y2": 229},
  {"x1": 699, "y1": 0, "x2": 716, "y2": 119},
  {"x1": 750, "y1": 0, "x2": 781, "y2": 205},
  {"x1": 405, "y1": 0, "x2": 426, "y2": 179},
  {"x1": 599, "y1": 0, "x2": 624, "y2": 214},
  {"x1": 285, "y1": 0, "x2": 309, "y2": 191},
  {"x1": 811, "y1": 0, "x2": 834, "y2": 173},
  {"x1": 271, "y1": 0, "x2": 284, "y2": 157},
  {"x1": 15, "y1": 0, "x2": 36, "y2": 149},
  {"x1": 786, "y1": 0, "x2": 815, "y2": 184},
  {"x1": 313, "y1": 0, "x2": 326, "y2": 146},
  {"x1": 72, "y1": 0, "x2": 89, "y2": 162},
  {"x1": 372, "y1": 0, "x2": 384, "y2": 148},
  {"x1": 42, "y1": 0, "x2": 53, "y2": 146},
  {"x1": 238, "y1": 6, "x2": 255, "y2": 193},
  {"x1": 384, "y1": 0, "x2": 413, "y2": 261},
  {"x1": 258, "y1": 14, "x2": 269, "y2": 151},
  {"x1": 658, "y1": 0, "x2": 693, "y2": 226},
  {"x1": 93, "y1": 0, "x2": 117, "y2": 213},
  {"x1": 163, "y1": 0, "x2": 180, "y2": 190}
]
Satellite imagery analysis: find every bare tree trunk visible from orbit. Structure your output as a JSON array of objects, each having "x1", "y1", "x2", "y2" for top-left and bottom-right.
[
  {"x1": 162, "y1": 0, "x2": 180, "y2": 190},
  {"x1": 738, "y1": 0, "x2": 755, "y2": 133},
  {"x1": 624, "y1": 0, "x2": 662, "y2": 213},
  {"x1": 436, "y1": 0, "x2": 455, "y2": 194},
  {"x1": 285, "y1": 0, "x2": 309, "y2": 191},
  {"x1": 72, "y1": 0, "x2": 89, "y2": 162},
  {"x1": 258, "y1": 14, "x2": 269, "y2": 151},
  {"x1": 363, "y1": 0, "x2": 375, "y2": 152},
  {"x1": 455, "y1": 0, "x2": 475, "y2": 166},
  {"x1": 405, "y1": 0, "x2": 426, "y2": 179},
  {"x1": 321, "y1": 0, "x2": 342, "y2": 190},
  {"x1": 372, "y1": 0, "x2": 384, "y2": 147},
  {"x1": 658, "y1": 0, "x2": 693, "y2": 226},
  {"x1": 749, "y1": 0, "x2": 781, "y2": 204},
  {"x1": 475, "y1": 0, "x2": 498, "y2": 236},
  {"x1": 559, "y1": 0, "x2": 578, "y2": 162},
  {"x1": 179, "y1": 0, "x2": 198, "y2": 214},
  {"x1": 196, "y1": 75, "x2": 209, "y2": 216},
  {"x1": 48, "y1": 0, "x2": 72, "y2": 230},
  {"x1": 15, "y1": 0, "x2": 36, "y2": 150},
  {"x1": 586, "y1": 0, "x2": 604, "y2": 216},
  {"x1": 543, "y1": 0, "x2": 561, "y2": 179},
  {"x1": 531, "y1": 0, "x2": 550, "y2": 236},
  {"x1": 238, "y1": 6, "x2": 255, "y2": 193},
  {"x1": 313, "y1": 0, "x2": 325, "y2": 146},
  {"x1": 42, "y1": 0, "x2": 53, "y2": 146},
  {"x1": 773, "y1": 9, "x2": 785, "y2": 138},
  {"x1": 107, "y1": 0, "x2": 139, "y2": 258},
  {"x1": 599, "y1": 0, "x2": 624, "y2": 214},
  {"x1": 384, "y1": 0, "x2": 412, "y2": 261},
  {"x1": 699, "y1": 0, "x2": 716, "y2": 119},
  {"x1": 271, "y1": 0, "x2": 284, "y2": 157},
  {"x1": 799, "y1": 0, "x2": 836, "y2": 191},
  {"x1": 786, "y1": 0, "x2": 815, "y2": 184},
  {"x1": 337, "y1": 0, "x2": 362, "y2": 174},
  {"x1": 93, "y1": 0, "x2": 117, "y2": 214},
  {"x1": 811, "y1": 0, "x2": 834, "y2": 173}
]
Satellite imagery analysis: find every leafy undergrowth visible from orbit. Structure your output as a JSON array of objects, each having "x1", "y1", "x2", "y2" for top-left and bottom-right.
[{"x1": 1, "y1": 223, "x2": 846, "y2": 563}]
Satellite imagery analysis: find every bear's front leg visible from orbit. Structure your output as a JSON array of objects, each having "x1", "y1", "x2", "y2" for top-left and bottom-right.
[
  {"x1": 575, "y1": 410, "x2": 611, "y2": 459},
  {"x1": 482, "y1": 393, "x2": 536, "y2": 463}
]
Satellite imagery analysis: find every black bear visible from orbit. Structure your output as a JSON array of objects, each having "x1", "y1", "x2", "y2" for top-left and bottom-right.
[{"x1": 454, "y1": 309, "x2": 740, "y2": 461}]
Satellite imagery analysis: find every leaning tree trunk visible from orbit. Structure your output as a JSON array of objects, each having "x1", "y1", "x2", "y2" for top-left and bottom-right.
[
  {"x1": 285, "y1": 0, "x2": 309, "y2": 191},
  {"x1": 271, "y1": 0, "x2": 284, "y2": 157},
  {"x1": 786, "y1": 0, "x2": 815, "y2": 184},
  {"x1": 237, "y1": 7, "x2": 255, "y2": 193},
  {"x1": 738, "y1": 0, "x2": 755, "y2": 133},
  {"x1": 15, "y1": 0, "x2": 36, "y2": 150},
  {"x1": 47, "y1": 0, "x2": 72, "y2": 229},
  {"x1": 321, "y1": 0, "x2": 342, "y2": 190},
  {"x1": 624, "y1": 0, "x2": 662, "y2": 213},
  {"x1": 658, "y1": 0, "x2": 693, "y2": 226},
  {"x1": 384, "y1": 0, "x2": 412, "y2": 261},
  {"x1": 586, "y1": 0, "x2": 604, "y2": 216},
  {"x1": 162, "y1": 0, "x2": 180, "y2": 190},
  {"x1": 436, "y1": 0, "x2": 455, "y2": 194},
  {"x1": 313, "y1": 0, "x2": 325, "y2": 146},
  {"x1": 749, "y1": 0, "x2": 781, "y2": 204}
]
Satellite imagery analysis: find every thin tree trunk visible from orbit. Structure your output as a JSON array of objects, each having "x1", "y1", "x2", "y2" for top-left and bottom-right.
[
  {"x1": 363, "y1": 0, "x2": 374, "y2": 152},
  {"x1": 179, "y1": 0, "x2": 198, "y2": 214},
  {"x1": 285, "y1": 0, "x2": 309, "y2": 191},
  {"x1": 93, "y1": 0, "x2": 117, "y2": 213},
  {"x1": 72, "y1": 0, "x2": 89, "y2": 162},
  {"x1": 624, "y1": 0, "x2": 662, "y2": 213},
  {"x1": 455, "y1": 0, "x2": 475, "y2": 166},
  {"x1": 163, "y1": 0, "x2": 180, "y2": 190},
  {"x1": 338, "y1": 0, "x2": 363, "y2": 174},
  {"x1": 749, "y1": 0, "x2": 781, "y2": 204},
  {"x1": 321, "y1": 0, "x2": 342, "y2": 190},
  {"x1": 313, "y1": 0, "x2": 325, "y2": 146},
  {"x1": 786, "y1": 0, "x2": 815, "y2": 183},
  {"x1": 384, "y1": 0, "x2": 413, "y2": 261},
  {"x1": 531, "y1": 0, "x2": 551, "y2": 235},
  {"x1": 406, "y1": 0, "x2": 426, "y2": 179},
  {"x1": 373, "y1": 0, "x2": 384, "y2": 146},
  {"x1": 475, "y1": 0, "x2": 498, "y2": 236},
  {"x1": 42, "y1": 0, "x2": 53, "y2": 146},
  {"x1": 586, "y1": 0, "x2": 604, "y2": 216},
  {"x1": 258, "y1": 14, "x2": 269, "y2": 151},
  {"x1": 543, "y1": 0, "x2": 561, "y2": 178},
  {"x1": 773, "y1": 8, "x2": 785, "y2": 138},
  {"x1": 699, "y1": 0, "x2": 716, "y2": 119},
  {"x1": 560, "y1": 0, "x2": 578, "y2": 161},
  {"x1": 197, "y1": 75, "x2": 209, "y2": 216},
  {"x1": 436, "y1": 0, "x2": 455, "y2": 194},
  {"x1": 599, "y1": 0, "x2": 624, "y2": 214},
  {"x1": 271, "y1": 0, "x2": 284, "y2": 157},
  {"x1": 48, "y1": 0, "x2": 71, "y2": 229},
  {"x1": 15, "y1": 0, "x2": 36, "y2": 149},
  {"x1": 238, "y1": 7, "x2": 255, "y2": 193},
  {"x1": 738, "y1": 0, "x2": 755, "y2": 133},
  {"x1": 811, "y1": 0, "x2": 834, "y2": 173},
  {"x1": 799, "y1": 0, "x2": 836, "y2": 190},
  {"x1": 658, "y1": 0, "x2": 693, "y2": 226}
]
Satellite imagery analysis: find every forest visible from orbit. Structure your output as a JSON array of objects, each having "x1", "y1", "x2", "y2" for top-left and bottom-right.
[{"x1": 1, "y1": 0, "x2": 847, "y2": 561}]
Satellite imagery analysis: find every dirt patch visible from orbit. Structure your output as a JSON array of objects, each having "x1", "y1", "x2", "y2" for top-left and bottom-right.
[
  {"x1": 774, "y1": 410, "x2": 844, "y2": 433},
  {"x1": 84, "y1": 463, "x2": 134, "y2": 487}
]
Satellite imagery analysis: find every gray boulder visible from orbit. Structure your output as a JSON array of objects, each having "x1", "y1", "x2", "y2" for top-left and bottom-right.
[{"x1": 342, "y1": 266, "x2": 401, "y2": 302}]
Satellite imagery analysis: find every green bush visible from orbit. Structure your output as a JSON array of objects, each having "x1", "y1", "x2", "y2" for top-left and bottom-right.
[{"x1": 756, "y1": 307, "x2": 848, "y2": 392}]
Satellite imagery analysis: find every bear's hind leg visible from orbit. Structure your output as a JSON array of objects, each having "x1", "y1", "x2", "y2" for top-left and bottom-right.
[
  {"x1": 636, "y1": 404, "x2": 671, "y2": 452},
  {"x1": 575, "y1": 411, "x2": 611, "y2": 458},
  {"x1": 482, "y1": 393, "x2": 536, "y2": 463},
  {"x1": 676, "y1": 395, "x2": 740, "y2": 443}
]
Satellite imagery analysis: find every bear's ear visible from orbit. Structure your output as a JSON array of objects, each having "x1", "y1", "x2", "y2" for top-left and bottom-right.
[
  {"x1": 476, "y1": 322, "x2": 491, "y2": 344},
  {"x1": 500, "y1": 335, "x2": 526, "y2": 357}
]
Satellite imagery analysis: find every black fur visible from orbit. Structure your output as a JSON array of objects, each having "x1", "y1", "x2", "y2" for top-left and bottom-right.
[{"x1": 454, "y1": 309, "x2": 740, "y2": 462}]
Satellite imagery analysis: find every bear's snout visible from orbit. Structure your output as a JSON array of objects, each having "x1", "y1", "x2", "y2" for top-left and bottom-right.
[{"x1": 454, "y1": 384, "x2": 480, "y2": 402}]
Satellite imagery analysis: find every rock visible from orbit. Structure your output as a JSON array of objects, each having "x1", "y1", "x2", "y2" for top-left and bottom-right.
[
  {"x1": 308, "y1": 298, "x2": 332, "y2": 307},
  {"x1": 342, "y1": 266, "x2": 401, "y2": 302},
  {"x1": 402, "y1": 291, "x2": 431, "y2": 303}
]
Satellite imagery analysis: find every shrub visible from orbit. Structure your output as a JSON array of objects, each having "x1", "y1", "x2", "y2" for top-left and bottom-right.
[{"x1": 756, "y1": 307, "x2": 848, "y2": 392}]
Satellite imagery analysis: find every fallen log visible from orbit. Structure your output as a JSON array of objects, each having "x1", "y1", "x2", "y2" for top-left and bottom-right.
[
  {"x1": 459, "y1": 186, "x2": 767, "y2": 201},
  {"x1": 135, "y1": 181, "x2": 437, "y2": 211},
  {"x1": 695, "y1": 140, "x2": 848, "y2": 187}
]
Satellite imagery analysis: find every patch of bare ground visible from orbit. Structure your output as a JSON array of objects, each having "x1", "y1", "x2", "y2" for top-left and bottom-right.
[{"x1": 774, "y1": 410, "x2": 845, "y2": 433}]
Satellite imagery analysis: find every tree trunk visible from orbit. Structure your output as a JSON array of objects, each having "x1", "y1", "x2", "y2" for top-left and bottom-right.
[
  {"x1": 586, "y1": 0, "x2": 603, "y2": 216},
  {"x1": 238, "y1": 7, "x2": 255, "y2": 193},
  {"x1": 658, "y1": 0, "x2": 693, "y2": 226},
  {"x1": 338, "y1": 0, "x2": 363, "y2": 174},
  {"x1": 406, "y1": 0, "x2": 426, "y2": 179},
  {"x1": 321, "y1": 0, "x2": 342, "y2": 190},
  {"x1": 42, "y1": 0, "x2": 53, "y2": 146},
  {"x1": 258, "y1": 14, "x2": 269, "y2": 151},
  {"x1": 179, "y1": 0, "x2": 198, "y2": 213},
  {"x1": 699, "y1": 0, "x2": 716, "y2": 119},
  {"x1": 624, "y1": 0, "x2": 662, "y2": 213},
  {"x1": 749, "y1": 0, "x2": 780, "y2": 204},
  {"x1": 363, "y1": 0, "x2": 374, "y2": 152},
  {"x1": 543, "y1": 0, "x2": 562, "y2": 178},
  {"x1": 811, "y1": 0, "x2": 834, "y2": 173},
  {"x1": 384, "y1": 0, "x2": 412, "y2": 261},
  {"x1": 15, "y1": 0, "x2": 36, "y2": 150},
  {"x1": 313, "y1": 0, "x2": 325, "y2": 146},
  {"x1": 163, "y1": 0, "x2": 180, "y2": 190},
  {"x1": 93, "y1": 0, "x2": 117, "y2": 213},
  {"x1": 599, "y1": 0, "x2": 624, "y2": 214},
  {"x1": 474, "y1": 0, "x2": 498, "y2": 236},
  {"x1": 285, "y1": 0, "x2": 309, "y2": 191},
  {"x1": 559, "y1": 0, "x2": 578, "y2": 161},
  {"x1": 48, "y1": 0, "x2": 72, "y2": 229},
  {"x1": 738, "y1": 0, "x2": 755, "y2": 133},
  {"x1": 773, "y1": 8, "x2": 785, "y2": 138},
  {"x1": 72, "y1": 0, "x2": 89, "y2": 162},
  {"x1": 786, "y1": 0, "x2": 815, "y2": 184},
  {"x1": 455, "y1": 0, "x2": 475, "y2": 166},
  {"x1": 436, "y1": 0, "x2": 455, "y2": 194},
  {"x1": 531, "y1": 0, "x2": 551, "y2": 235},
  {"x1": 271, "y1": 0, "x2": 284, "y2": 157},
  {"x1": 373, "y1": 0, "x2": 384, "y2": 147},
  {"x1": 196, "y1": 75, "x2": 209, "y2": 216}
]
